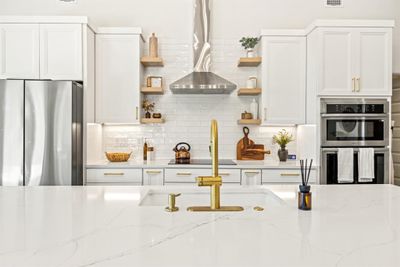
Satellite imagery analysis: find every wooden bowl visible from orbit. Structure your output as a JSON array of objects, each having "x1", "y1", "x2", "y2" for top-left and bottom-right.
[{"x1": 105, "y1": 152, "x2": 132, "y2": 162}]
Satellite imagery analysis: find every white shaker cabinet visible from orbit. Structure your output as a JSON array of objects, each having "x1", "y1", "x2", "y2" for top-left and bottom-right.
[
  {"x1": 0, "y1": 24, "x2": 39, "y2": 79},
  {"x1": 312, "y1": 27, "x2": 392, "y2": 96},
  {"x1": 95, "y1": 30, "x2": 143, "y2": 124},
  {"x1": 143, "y1": 169, "x2": 164, "y2": 185},
  {"x1": 39, "y1": 24, "x2": 83, "y2": 80},
  {"x1": 261, "y1": 36, "x2": 306, "y2": 125},
  {"x1": 241, "y1": 169, "x2": 262, "y2": 185}
]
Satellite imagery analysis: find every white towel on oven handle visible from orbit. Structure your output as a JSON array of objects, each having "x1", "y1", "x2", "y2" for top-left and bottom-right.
[
  {"x1": 358, "y1": 148, "x2": 375, "y2": 183},
  {"x1": 338, "y1": 148, "x2": 354, "y2": 183}
]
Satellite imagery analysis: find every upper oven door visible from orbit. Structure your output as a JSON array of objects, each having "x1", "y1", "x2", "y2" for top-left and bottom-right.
[{"x1": 321, "y1": 114, "x2": 389, "y2": 147}]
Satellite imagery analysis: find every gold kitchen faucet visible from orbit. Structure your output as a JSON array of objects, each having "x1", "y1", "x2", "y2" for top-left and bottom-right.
[{"x1": 187, "y1": 120, "x2": 244, "y2": 212}]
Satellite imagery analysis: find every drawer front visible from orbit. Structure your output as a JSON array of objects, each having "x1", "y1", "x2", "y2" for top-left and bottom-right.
[
  {"x1": 164, "y1": 169, "x2": 240, "y2": 184},
  {"x1": 86, "y1": 169, "x2": 142, "y2": 184},
  {"x1": 241, "y1": 169, "x2": 262, "y2": 185},
  {"x1": 262, "y1": 169, "x2": 317, "y2": 184},
  {"x1": 143, "y1": 169, "x2": 164, "y2": 185}
]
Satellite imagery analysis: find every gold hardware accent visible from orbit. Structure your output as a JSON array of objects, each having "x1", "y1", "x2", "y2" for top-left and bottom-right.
[
  {"x1": 219, "y1": 173, "x2": 231, "y2": 176},
  {"x1": 165, "y1": 193, "x2": 181, "y2": 212},
  {"x1": 103, "y1": 172, "x2": 124, "y2": 176},
  {"x1": 253, "y1": 206, "x2": 264, "y2": 212},
  {"x1": 280, "y1": 173, "x2": 300, "y2": 177},
  {"x1": 136, "y1": 107, "x2": 139, "y2": 120},
  {"x1": 176, "y1": 172, "x2": 192, "y2": 176},
  {"x1": 264, "y1": 108, "x2": 267, "y2": 121},
  {"x1": 352, "y1": 77, "x2": 356, "y2": 92},
  {"x1": 356, "y1": 77, "x2": 361, "y2": 92},
  {"x1": 244, "y1": 171, "x2": 260, "y2": 174},
  {"x1": 146, "y1": 170, "x2": 162, "y2": 174},
  {"x1": 187, "y1": 120, "x2": 244, "y2": 212}
]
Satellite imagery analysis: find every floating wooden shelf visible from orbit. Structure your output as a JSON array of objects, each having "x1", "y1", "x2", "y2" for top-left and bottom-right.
[
  {"x1": 237, "y1": 88, "x2": 262, "y2": 96},
  {"x1": 141, "y1": 56, "x2": 164, "y2": 67},
  {"x1": 141, "y1": 118, "x2": 165, "y2": 124},
  {"x1": 237, "y1": 119, "x2": 262, "y2": 125},
  {"x1": 141, "y1": 87, "x2": 164, "y2": 94},
  {"x1": 237, "y1": 57, "x2": 262, "y2": 67}
]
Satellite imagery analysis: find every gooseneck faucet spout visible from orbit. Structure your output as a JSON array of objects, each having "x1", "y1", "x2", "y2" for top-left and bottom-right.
[{"x1": 187, "y1": 120, "x2": 243, "y2": 212}]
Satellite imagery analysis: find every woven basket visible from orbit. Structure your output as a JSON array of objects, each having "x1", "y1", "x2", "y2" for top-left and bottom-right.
[{"x1": 105, "y1": 152, "x2": 132, "y2": 162}]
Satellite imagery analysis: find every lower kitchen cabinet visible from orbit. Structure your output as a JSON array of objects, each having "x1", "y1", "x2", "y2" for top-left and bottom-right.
[
  {"x1": 143, "y1": 169, "x2": 164, "y2": 185},
  {"x1": 86, "y1": 168, "x2": 142, "y2": 185},
  {"x1": 262, "y1": 169, "x2": 317, "y2": 184},
  {"x1": 241, "y1": 169, "x2": 262, "y2": 185}
]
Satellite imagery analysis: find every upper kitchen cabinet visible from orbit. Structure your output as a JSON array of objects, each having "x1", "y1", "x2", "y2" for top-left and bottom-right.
[
  {"x1": 308, "y1": 21, "x2": 394, "y2": 96},
  {"x1": 39, "y1": 24, "x2": 83, "y2": 80},
  {"x1": 0, "y1": 24, "x2": 39, "y2": 79},
  {"x1": 261, "y1": 33, "x2": 306, "y2": 125},
  {"x1": 95, "y1": 28, "x2": 143, "y2": 124},
  {"x1": 0, "y1": 17, "x2": 88, "y2": 80}
]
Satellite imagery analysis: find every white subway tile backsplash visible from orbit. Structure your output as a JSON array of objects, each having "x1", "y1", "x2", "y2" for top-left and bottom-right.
[{"x1": 90, "y1": 38, "x2": 298, "y2": 162}]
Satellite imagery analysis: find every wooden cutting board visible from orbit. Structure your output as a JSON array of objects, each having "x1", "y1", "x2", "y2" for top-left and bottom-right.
[{"x1": 237, "y1": 127, "x2": 270, "y2": 160}]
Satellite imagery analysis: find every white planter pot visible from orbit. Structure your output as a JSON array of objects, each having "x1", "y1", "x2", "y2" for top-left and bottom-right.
[{"x1": 246, "y1": 49, "x2": 255, "y2": 58}]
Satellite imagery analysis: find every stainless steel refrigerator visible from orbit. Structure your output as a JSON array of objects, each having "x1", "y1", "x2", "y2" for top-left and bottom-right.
[{"x1": 0, "y1": 80, "x2": 83, "y2": 186}]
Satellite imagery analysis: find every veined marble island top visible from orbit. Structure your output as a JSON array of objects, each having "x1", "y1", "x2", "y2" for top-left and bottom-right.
[{"x1": 0, "y1": 185, "x2": 399, "y2": 267}]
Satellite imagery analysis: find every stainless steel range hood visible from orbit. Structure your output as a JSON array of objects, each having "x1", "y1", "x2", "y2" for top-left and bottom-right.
[{"x1": 170, "y1": 0, "x2": 236, "y2": 94}]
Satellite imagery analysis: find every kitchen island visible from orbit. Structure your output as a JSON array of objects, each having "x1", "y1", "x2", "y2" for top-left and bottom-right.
[{"x1": 0, "y1": 185, "x2": 399, "y2": 267}]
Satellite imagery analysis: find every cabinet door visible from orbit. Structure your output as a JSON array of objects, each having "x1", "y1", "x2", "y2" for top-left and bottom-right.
[
  {"x1": 86, "y1": 168, "x2": 142, "y2": 184},
  {"x1": 95, "y1": 34, "x2": 141, "y2": 124},
  {"x1": 319, "y1": 29, "x2": 355, "y2": 95},
  {"x1": 262, "y1": 36, "x2": 306, "y2": 125},
  {"x1": 39, "y1": 24, "x2": 82, "y2": 80},
  {"x1": 0, "y1": 24, "x2": 39, "y2": 79},
  {"x1": 355, "y1": 29, "x2": 392, "y2": 96},
  {"x1": 241, "y1": 169, "x2": 262, "y2": 185},
  {"x1": 143, "y1": 169, "x2": 164, "y2": 185},
  {"x1": 262, "y1": 169, "x2": 316, "y2": 184}
]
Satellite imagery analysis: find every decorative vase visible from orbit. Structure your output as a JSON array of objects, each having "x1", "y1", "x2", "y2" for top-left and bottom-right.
[
  {"x1": 278, "y1": 147, "x2": 288, "y2": 162},
  {"x1": 247, "y1": 48, "x2": 255, "y2": 58},
  {"x1": 149, "y1": 33, "x2": 158, "y2": 58},
  {"x1": 145, "y1": 112, "x2": 151, "y2": 118}
]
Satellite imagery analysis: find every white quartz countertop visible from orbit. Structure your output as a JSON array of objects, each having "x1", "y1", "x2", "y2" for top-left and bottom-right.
[
  {"x1": 86, "y1": 159, "x2": 317, "y2": 169},
  {"x1": 0, "y1": 184, "x2": 399, "y2": 266}
]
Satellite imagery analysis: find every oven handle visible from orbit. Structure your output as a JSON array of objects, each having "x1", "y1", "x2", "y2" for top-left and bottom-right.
[
  {"x1": 321, "y1": 147, "x2": 389, "y2": 153},
  {"x1": 321, "y1": 114, "x2": 388, "y2": 118}
]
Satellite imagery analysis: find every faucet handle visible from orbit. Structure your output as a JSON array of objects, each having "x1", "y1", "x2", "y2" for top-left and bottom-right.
[{"x1": 165, "y1": 193, "x2": 181, "y2": 212}]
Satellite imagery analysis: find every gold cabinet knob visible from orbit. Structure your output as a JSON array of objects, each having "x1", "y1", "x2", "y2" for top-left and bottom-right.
[{"x1": 165, "y1": 193, "x2": 181, "y2": 212}]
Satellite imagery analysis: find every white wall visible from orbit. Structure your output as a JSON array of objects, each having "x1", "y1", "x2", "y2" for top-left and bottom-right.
[{"x1": 1, "y1": 0, "x2": 399, "y2": 71}]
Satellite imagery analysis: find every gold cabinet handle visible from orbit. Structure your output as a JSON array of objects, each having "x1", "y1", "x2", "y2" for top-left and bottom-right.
[
  {"x1": 352, "y1": 77, "x2": 356, "y2": 92},
  {"x1": 356, "y1": 78, "x2": 361, "y2": 92},
  {"x1": 219, "y1": 173, "x2": 231, "y2": 176},
  {"x1": 264, "y1": 108, "x2": 267, "y2": 121},
  {"x1": 280, "y1": 173, "x2": 300, "y2": 177},
  {"x1": 244, "y1": 171, "x2": 260, "y2": 174},
  {"x1": 104, "y1": 172, "x2": 125, "y2": 176},
  {"x1": 136, "y1": 107, "x2": 139, "y2": 120},
  {"x1": 177, "y1": 172, "x2": 192, "y2": 176},
  {"x1": 146, "y1": 170, "x2": 162, "y2": 174}
]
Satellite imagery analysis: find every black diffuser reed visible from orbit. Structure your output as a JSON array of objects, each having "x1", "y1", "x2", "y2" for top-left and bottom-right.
[{"x1": 299, "y1": 159, "x2": 313, "y2": 210}]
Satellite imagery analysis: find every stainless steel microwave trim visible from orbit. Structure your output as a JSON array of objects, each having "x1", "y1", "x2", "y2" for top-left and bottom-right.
[
  {"x1": 169, "y1": 0, "x2": 236, "y2": 94},
  {"x1": 320, "y1": 98, "x2": 390, "y2": 114},
  {"x1": 320, "y1": 115, "x2": 389, "y2": 147},
  {"x1": 320, "y1": 148, "x2": 389, "y2": 184}
]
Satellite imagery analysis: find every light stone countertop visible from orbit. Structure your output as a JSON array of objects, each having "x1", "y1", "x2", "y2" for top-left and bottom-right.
[
  {"x1": 86, "y1": 159, "x2": 318, "y2": 169},
  {"x1": 0, "y1": 184, "x2": 399, "y2": 267}
]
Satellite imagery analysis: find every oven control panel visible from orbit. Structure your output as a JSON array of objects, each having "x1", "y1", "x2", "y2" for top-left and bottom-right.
[{"x1": 326, "y1": 104, "x2": 385, "y2": 114}]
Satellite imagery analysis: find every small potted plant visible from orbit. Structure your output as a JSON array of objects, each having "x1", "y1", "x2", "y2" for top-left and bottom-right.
[
  {"x1": 142, "y1": 99, "x2": 155, "y2": 118},
  {"x1": 272, "y1": 129, "x2": 294, "y2": 162},
  {"x1": 239, "y1": 37, "x2": 260, "y2": 58}
]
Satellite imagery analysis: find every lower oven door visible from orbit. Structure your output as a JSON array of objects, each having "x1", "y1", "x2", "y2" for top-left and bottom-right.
[
  {"x1": 321, "y1": 148, "x2": 389, "y2": 184},
  {"x1": 321, "y1": 115, "x2": 389, "y2": 147}
]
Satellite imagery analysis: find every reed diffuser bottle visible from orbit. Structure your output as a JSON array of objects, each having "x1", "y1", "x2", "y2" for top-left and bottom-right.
[{"x1": 298, "y1": 159, "x2": 313, "y2": 211}]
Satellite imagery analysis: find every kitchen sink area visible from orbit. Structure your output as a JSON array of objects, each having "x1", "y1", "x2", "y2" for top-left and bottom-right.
[{"x1": 139, "y1": 187, "x2": 285, "y2": 207}]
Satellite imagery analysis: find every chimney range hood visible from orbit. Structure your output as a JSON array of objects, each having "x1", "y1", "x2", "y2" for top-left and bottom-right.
[{"x1": 170, "y1": 0, "x2": 236, "y2": 94}]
